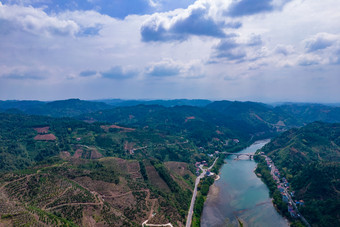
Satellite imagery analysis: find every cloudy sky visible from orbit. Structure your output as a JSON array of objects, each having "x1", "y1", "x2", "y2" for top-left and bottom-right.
[{"x1": 0, "y1": 0, "x2": 339, "y2": 102}]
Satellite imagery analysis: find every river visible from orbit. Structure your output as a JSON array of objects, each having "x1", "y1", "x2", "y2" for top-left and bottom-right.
[{"x1": 201, "y1": 140, "x2": 289, "y2": 227}]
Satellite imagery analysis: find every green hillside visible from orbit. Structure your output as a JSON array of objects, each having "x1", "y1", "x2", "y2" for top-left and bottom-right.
[
  {"x1": 0, "y1": 112, "x2": 201, "y2": 226},
  {"x1": 0, "y1": 110, "x2": 247, "y2": 226},
  {"x1": 0, "y1": 99, "x2": 113, "y2": 117},
  {"x1": 1, "y1": 99, "x2": 340, "y2": 128},
  {"x1": 1, "y1": 100, "x2": 340, "y2": 226},
  {"x1": 97, "y1": 99, "x2": 212, "y2": 107},
  {"x1": 78, "y1": 103, "x2": 280, "y2": 145},
  {"x1": 260, "y1": 122, "x2": 340, "y2": 227},
  {"x1": 275, "y1": 104, "x2": 340, "y2": 125}
]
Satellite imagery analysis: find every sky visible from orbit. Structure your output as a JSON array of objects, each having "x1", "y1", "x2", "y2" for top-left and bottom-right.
[{"x1": 0, "y1": 0, "x2": 340, "y2": 102}]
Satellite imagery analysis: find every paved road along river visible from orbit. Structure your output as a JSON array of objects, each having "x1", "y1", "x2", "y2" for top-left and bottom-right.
[{"x1": 201, "y1": 140, "x2": 289, "y2": 227}]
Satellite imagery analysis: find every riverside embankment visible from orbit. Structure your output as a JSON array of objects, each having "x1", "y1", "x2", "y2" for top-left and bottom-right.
[{"x1": 201, "y1": 140, "x2": 289, "y2": 227}]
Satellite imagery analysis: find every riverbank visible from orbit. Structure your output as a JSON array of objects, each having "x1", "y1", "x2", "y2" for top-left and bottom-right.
[
  {"x1": 193, "y1": 142, "x2": 256, "y2": 227},
  {"x1": 253, "y1": 155, "x2": 306, "y2": 227},
  {"x1": 201, "y1": 140, "x2": 289, "y2": 227},
  {"x1": 190, "y1": 154, "x2": 228, "y2": 227},
  {"x1": 186, "y1": 158, "x2": 219, "y2": 227}
]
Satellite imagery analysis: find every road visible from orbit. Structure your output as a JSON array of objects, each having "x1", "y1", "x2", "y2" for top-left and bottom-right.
[
  {"x1": 283, "y1": 187, "x2": 311, "y2": 227},
  {"x1": 264, "y1": 155, "x2": 311, "y2": 227},
  {"x1": 186, "y1": 157, "x2": 218, "y2": 227},
  {"x1": 142, "y1": 220, "x2": 173, "y2": 227}
]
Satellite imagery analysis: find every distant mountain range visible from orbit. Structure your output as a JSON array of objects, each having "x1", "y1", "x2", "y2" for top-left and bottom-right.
[
  {"x1": 0, "y1": 99, "x2": 211, "y2": 117},
  {"x1": 0, "y1": 99, "x2": 112, "y2": 117},
  {"x1": 96, "y1": 98, "x2": 212, "y2": 107},
  {"x1": 0, "y1": 98, "x2": 339, "y2": 226},
  {"x1": 1, "y1": 99, "x2": 340, "y2": 142}
]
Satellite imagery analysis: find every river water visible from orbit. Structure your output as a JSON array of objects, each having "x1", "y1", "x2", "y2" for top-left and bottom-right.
[{"x1": 201, "y1": 140, "x2": 289, "y2": 227}]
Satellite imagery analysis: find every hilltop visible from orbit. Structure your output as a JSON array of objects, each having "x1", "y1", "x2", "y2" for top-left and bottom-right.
[
  {"x1": 1, "y1": 99, "x2": 340, "y2": 226},
  {"x1": 0, "y1": 112, "x2": 200, "y2": 226},
  {"x1": 0, "y1": 99, "x2": 112, "y2": 118}
]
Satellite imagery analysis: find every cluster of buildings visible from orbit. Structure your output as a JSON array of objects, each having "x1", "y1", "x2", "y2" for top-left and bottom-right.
[
  {"x1": 194, "y1": 160, "x2": 215, "y2": 177},
  {"x1": 195, "y1": 161, "x2": 207, "y2": 176},
  {"x1": 265, "y1": 156, "x2": 304, "y2": 218},
  {"x1": 205, "y1": 170, "x2": 214, "y2": 177},
  {"x1": 288, "y1": 202, "x2": 297, "y2": 218}
]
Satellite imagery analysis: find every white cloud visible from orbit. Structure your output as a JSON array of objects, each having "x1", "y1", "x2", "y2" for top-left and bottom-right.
[
  {"x1": 1, "y1": 0, "x2": 340, "y2": 102},
  {"x1": 297, "y1": 54, "x2": 322, "y2": 66},
  {"x1": 210, "y1": 33, "x2": 265, "y2": 63},
  {"x1": 145, "y1": 59, "x2": 205, "y2": 79},
  {"x1": 304, "y1": 33, "x2": 339, "y2": 52},
  {"x1": 100, "y1": 66, "x2": 138, "y2": 80},
  {"x1": 140, "y1": 0, "x2": 243, "y2": 42},
  {"x1": 146, "y1": 59, "x2": 181, "y2": 77},
  {"x1": 0, "y1": 2, "x2": 79, "y2": 36},
  {"x1": 274, "y1": 44, "x2": 295, "y2": 56}
]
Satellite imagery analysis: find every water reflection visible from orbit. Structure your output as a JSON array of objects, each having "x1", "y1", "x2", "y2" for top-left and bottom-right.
[{"x1": 201, "y1": 140, "x2": 289, "y2": 227}]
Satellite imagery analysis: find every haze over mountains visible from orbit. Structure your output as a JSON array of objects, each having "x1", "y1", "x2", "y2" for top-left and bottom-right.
[
  {"x1": 1, "y1": 0, "x2": 339, "y2": 226},
  {"x1": 0, "y1": 98, "x2": 339, "y2": 226},
  {"x1": 1, "y1": 99, "x2": 340, "y2": 125}
]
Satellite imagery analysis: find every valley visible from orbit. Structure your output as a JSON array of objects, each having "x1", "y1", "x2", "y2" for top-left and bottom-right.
[{"x1": 0, "y1": 99, "x2": 339, "y2": 226}]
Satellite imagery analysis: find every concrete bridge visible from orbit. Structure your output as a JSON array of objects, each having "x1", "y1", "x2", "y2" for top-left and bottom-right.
[{"x1": 221, "y1": 152, "x2": 255, "y2": 159}]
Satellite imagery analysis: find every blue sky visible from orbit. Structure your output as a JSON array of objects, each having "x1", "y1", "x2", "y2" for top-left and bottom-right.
[{"x1": 0, "y1": 0, "x2": 340, "y2": 102}]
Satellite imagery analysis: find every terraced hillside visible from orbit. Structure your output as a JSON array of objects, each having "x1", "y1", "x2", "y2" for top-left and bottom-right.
[
  {"x1": 2, "y1": 100, "x2": 339, "y2": 226},
  {"x1": 0, "y1": 157, "x2": 196, "y2": 226},
  {"x1": 0, "y1": 112, "x2": 223, "y2": 226}
]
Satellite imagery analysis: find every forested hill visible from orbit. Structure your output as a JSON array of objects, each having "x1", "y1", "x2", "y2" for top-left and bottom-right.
[
  {"x1": 0, "y1": 113, "x2": 102, "y2": 171},
  {"x1": 1, "y1": 99, "x2": 340, "y2": 126},
  {"x1": 0, "y1": 99, "x2": 112, "y2": 117},
  {"x1": 206, "y1": 101, "x2": 340, "y2": 127},
  {"x1": 260, "y1": 122, "x2": 340, "y2": 227},
  {"x1": 77, "y1": 101, "x2": 340, "y2": 142},
  {"x1": 0, "y1": 99, "x2": 211, "y2": 117},
  {"x1": 1, "y1": 101, "x2": 279, "y2": 226},
  {"x1": 1, "y1": 99, "x2": 340, "y2": 226},
  {"x1": 275, "y1": 103, "x2": 340, "y2": 125},
  {"x1": 77, "y1": 104, "x2": 279, "y2": 142},
  {"x1": 0, "y1": 112, "x2": 198, "y2": 226},
  {"x1": 96, "y1": 99, "x2": 212, "y2": 107}
]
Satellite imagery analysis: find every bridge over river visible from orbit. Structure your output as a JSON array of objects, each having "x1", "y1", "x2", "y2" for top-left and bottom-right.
[
  {"x1": 221, "y1": 152, "x2": 255, "y2": 159},
  {"x1": 201, "y1": 140, "x2": 290, "y2": 227}
]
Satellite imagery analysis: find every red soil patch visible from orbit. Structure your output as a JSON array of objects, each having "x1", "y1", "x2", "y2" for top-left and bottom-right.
[
  {"x1": 165, "y1": 162, "x2": 192, "y2": 177},
  {"x1": 73, "y1": 149, "x2": 83, "y2": 159},
  {"x1": 102, "y1": 158, "x2": 142, "y2": 179},
  {"x1": 184, "y1": 116, "x2": 195, "y2": 123},
  {"x1": 34, "y1": 126, "x2": 49, "y2": 134},
  {"x1": 275, "y1": 120, "x2": 286, "y2": 126},
  {"x1": 34, "y1": 134, "x2": 56, "y2": 141},
  {"x1": 145, "y1": 165, "x2": 170, "y2": 192},
  {"x1": 126, "y1": 161, "x2": 142, "y2": 179},
  {"x1": 113, "y1": 158, "x2": 131, "y2": 172},
  {"x1": 216, "y1": 130, "x2": 223, "y2": 135},
  {"x1": 290, "y1": 147, "x2": 299, "y2": 153},
  {"x1": 251, "y1": 113, "x2": 266, "y2": 123},
  {"x1": 101, "y1": 125, "x2": 135, "y2": 132},
  {"x1": 60, "y1": 151, "x2": 71, "y2": 159},
  {"x1": 90, "y1": 149, "x2": 103, "y2": 159},
  {"x1": 124, "y1": 142, "x2": 136, "y2": 153}
]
